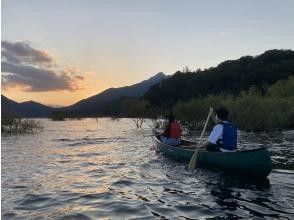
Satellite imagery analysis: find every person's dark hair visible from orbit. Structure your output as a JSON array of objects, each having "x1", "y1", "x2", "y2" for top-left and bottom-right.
[{"x1": 216, "y1": 107, "x2": 229, "y2": 121}]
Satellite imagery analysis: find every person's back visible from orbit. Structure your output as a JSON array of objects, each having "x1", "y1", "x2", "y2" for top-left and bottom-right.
[
  {"x1": 160, "y1": 115, "x2": 182, "y2": 145},
  {"x1": 221, "y1": 122, "x2": 237, "y2": 151},
  {"x1": 204, "y1": 107, "x2": 237, "y2": 152},
  {"x1": 169, "y1": 121, "x2": 181, "y2": 139}
]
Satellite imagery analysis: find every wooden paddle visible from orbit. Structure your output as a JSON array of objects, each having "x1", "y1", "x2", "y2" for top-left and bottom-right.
[
  {"x1": 143, "y1": 134, "x2": 157, "y2": 137},
  {"x1": 188, "y1": 107, "x2": 213, "y2": 170}
]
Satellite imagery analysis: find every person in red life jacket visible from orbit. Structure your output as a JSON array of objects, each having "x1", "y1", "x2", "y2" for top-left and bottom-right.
[
  {"x1": 160, "y1": 114, "x2": 182, "y2": 145},
  {"x1": 199, "y1": 107, "x2": 237, "y2": 152}
]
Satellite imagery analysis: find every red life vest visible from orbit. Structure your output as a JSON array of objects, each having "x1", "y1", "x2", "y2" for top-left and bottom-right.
[{"x1": 169, "y1": 122, "x2": 182, "y2": 138}]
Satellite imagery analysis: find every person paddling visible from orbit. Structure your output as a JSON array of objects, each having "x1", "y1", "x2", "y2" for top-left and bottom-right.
[
  {"x1": 199, "y1": 107, "x2": 237, "y2": 152},
  {"x1": 160, "y1": 115, "x2": 182, "y2": 146}
]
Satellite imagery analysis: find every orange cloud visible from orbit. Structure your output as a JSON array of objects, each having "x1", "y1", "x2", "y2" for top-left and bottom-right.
[{"x1": 1, "y1": 41, "x2": 85, "y2": 92}]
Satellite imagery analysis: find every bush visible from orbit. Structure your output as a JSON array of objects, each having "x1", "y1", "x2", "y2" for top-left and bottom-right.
[
  {"x1": 1, "y1": 114, "x2": 43, "y2": 134},
  {"x1": 231, "y1": 96, "x2": 289, "y2": 131},
  {"x1": 172, "y1": 77, "x2": 294, "y2": 132},
  {"x1": 50, "y1": 111, "x2": 66, "y2": 121}
]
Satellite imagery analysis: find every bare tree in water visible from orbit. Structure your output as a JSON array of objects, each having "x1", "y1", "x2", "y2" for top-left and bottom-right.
[
  {"x1": 123, "y1": 99, "x2": 150, "y2": 129},
  {"x1": 1, "y1": 113, "x2": 43, "y2": 134},
  {"x1": 133, "y1": 118, "x2": 144, "y2": 129}
]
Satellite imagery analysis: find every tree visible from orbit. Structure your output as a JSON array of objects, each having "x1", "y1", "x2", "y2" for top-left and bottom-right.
[
  {"x1": 50, "y1": 111, "x2": 66, "y2": 121},
  {"x1": 123, "y1": 99, "x2": 150, "y2": 128}
]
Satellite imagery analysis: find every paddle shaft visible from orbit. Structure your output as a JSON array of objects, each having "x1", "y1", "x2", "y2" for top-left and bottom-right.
[
  {"x1": 143, "y1": 134, "x2": 157, "y2": 137},
  {"x1": 198, "y1": 109, "x2": 212, "y2": 145},
  {"x1": 188, "y1": 108, "x2": 212, "y2": 170}
]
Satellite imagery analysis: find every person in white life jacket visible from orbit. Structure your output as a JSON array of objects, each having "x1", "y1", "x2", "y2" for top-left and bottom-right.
[
  {"x1": 160, "y1": 114, "x2": 182, "y2": 146},
  {"x1": 200, "y1": 107, "x2": 237, "y2": 152}
]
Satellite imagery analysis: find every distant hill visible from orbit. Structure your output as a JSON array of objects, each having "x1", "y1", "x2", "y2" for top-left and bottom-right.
[
  {"x1": 144, "y1": 49, "x2": 294, "y2": 106},
  {"x1": 4, "y1": 49, "x2": 294, "y2": 118},
  {"x1": 1, "y1": 95, "x2": 55, "y2": 117},
  {"x1": 61, "y1": 72, "x2": 168, "y2": 115},
  {"x1": 1, "y1": 72, "x2": 168, "y2": 117}
]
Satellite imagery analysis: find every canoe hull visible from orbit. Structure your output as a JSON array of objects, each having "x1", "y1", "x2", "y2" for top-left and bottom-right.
[{"x1": 154, "y1": 136, "x2": 272, "y2": 178}]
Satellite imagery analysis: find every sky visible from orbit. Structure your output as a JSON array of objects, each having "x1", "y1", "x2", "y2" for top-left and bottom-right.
[{"x1": 1, "y1": 0, "x2": 294, "y2": 106}]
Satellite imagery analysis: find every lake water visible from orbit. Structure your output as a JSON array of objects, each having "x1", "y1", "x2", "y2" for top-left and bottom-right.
[{"x1": 2, "y1": 118, "x2": 294, "y2": 219}]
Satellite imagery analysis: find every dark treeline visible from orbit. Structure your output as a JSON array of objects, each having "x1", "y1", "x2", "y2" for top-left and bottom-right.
[
  {"x1": 173, "y1": 76, "x2": 294, "y2": 131},
  {"x1": 137, "y1": 49, "x2": 294, "y2": 131},
  {"x1": 144, "y1": 49, "x2": 294, "y2": 107},
  {"x1": 114, "y1": 76, "x2": 294, "y2": 132},
  {"x1": 49, "y1": 49, "x2": 293, "y2": 132},
  {"x1": 48, "y1": 97, "x2": 153, "y2": 121},
  {"x1": 3, "y1": 49, "x2": 293, "y2": 132}
]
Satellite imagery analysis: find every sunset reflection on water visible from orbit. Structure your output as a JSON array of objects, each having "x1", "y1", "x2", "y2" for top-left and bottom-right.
[{"x1": 2, "y1": 118, "x2": 294, "y2": 219}]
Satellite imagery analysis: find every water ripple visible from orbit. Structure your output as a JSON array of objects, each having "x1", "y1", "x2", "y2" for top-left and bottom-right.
[
  {"x1": 16, "y1": 194, "x2": 59, "y2": 210},
  {"x1": 2, "y1": 118, "x2": 294, "y2": 219}
]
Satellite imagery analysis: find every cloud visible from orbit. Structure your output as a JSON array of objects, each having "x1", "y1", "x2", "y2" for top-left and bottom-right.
[
  {"x1": 1, "y1": 41, "x2": 84, "y2": 92},
  {"x1": 2, "y1": 61, "x2": 83, "y2": 92},
  {"x1": 2, "y1": 41, "x2": 53, "y2": 67}
]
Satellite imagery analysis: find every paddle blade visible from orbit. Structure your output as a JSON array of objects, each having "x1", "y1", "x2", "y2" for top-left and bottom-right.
[{"x1": 188, "y1": 150, "x2": 198, "y2": 170}]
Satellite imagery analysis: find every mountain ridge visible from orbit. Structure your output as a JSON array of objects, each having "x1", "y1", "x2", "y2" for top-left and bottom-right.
[
  {"x1": 61, "y1": 72, "x2": 168, "y2": 115},
  {"x1": 1, "y1": 95, "x2": 55, "y2": 117},
  {"x1": 1, "y1": 72, "x2": 168, "y2": 117}
]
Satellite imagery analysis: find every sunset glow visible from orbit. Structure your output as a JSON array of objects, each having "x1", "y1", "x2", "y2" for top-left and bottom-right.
[{"x1": 2, "y1": 0, "x2": 294, "y2": 106}]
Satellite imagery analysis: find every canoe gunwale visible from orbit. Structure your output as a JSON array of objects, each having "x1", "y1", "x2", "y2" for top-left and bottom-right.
[
  {"x1": 154, "y1": 135, "x2": 268, "y2": 154},
  {"x1": 154, "y1": 135, "x2": 272, "y2": 178}
]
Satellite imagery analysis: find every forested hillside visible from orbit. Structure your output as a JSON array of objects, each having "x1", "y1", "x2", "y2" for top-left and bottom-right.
[{"x1": 144, "y1": 50, "x2": 294, "y2": 107}]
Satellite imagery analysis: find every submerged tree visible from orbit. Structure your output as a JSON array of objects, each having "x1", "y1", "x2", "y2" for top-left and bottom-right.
[
  {"x1": 1, "y1": 113, "x2": 43, "y2": 134},
  {"x1": 50, "y1": 111, "x2": 66, "y2": 121},
  {"x1": 123, "y1": 99, "x2": 151, "y2": 128}
]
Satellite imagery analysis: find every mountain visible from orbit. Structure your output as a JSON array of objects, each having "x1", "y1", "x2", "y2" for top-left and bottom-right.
[
  {"x1": 144, "y1": 49, "x2": 294, "y2": 106},
  {"x1": 1, "y1": 95, "x2": 55, "y2": 117},
  {"x1": 1, "y1": 72, "x2": 168, "y2": 117},
  {"x1": 61, "y1": 72, "x2": 168, "y2": 115},
  {"x1": 1, "y1": 95, "x2": 19, "y2": 113}
]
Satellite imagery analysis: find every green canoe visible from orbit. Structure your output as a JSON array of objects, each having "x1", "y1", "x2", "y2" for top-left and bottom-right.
[{"x1": 154, "y1": 136, "x2": 272, "y2": 178}]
